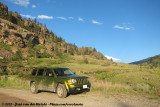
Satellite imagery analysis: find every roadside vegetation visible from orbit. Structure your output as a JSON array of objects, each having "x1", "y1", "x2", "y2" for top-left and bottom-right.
[{"x1": 0, "y1": 54, "x2": 160, "y2": 100}]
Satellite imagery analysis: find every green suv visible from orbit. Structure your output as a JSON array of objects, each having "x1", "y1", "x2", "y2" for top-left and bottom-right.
[{"x1": 30, "y1": 67, "x2": 91, "y2": 98}]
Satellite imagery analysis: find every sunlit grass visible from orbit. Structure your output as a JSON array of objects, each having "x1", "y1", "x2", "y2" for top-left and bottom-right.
[{"x1": 1, "y1": 55, "x2": 160, "y2": 97}]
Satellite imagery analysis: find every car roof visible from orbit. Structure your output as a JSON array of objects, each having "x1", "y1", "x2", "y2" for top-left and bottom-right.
[{"x1": 33, "y1": 67, "x2": 68, "y2": 70}]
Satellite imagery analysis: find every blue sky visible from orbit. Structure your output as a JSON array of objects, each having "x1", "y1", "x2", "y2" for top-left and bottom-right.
[{"x1": 1, "y1": 0, "x2": 160, "y2": 63}]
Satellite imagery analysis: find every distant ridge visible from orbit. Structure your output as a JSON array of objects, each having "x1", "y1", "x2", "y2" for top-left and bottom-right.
[
  {"x1": 129, "y1": 55, "x2": 160, "y2": 68},
  {"x1": 129, "y1": 58, "x2": 150, "y2": 64}
]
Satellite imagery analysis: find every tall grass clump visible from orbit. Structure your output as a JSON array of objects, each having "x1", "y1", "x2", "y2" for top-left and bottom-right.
[{"x1": 0, "y1": 75, "x2": 29, "y2": 90}]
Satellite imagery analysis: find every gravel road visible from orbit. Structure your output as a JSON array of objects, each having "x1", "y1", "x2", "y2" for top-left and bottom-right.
[{"x1": 0, "y1": 88, "x2": 159, "y2": 107}]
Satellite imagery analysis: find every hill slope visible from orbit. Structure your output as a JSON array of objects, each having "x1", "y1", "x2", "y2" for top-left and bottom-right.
[
  {"x1": 0, "y1": 2, "x2": 110, "y2": 74},
  {"x1": 0, "y1": 2, "x2": 106, "y2": 60},
  {"x1": 130, "y1": 55, "x2": 160, "y2": 68},
  {"x1": 129, "y1": 58, "x2": 150, "y2": 64}
]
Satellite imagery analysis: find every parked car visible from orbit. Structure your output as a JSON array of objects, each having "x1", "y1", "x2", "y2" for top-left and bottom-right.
[{"x1": 30, "y1": 67, "x2": 91, "y2": 98}]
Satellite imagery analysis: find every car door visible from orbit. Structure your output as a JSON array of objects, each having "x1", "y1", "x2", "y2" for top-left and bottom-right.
[
  {"x1": 43, "y1": 69, "x2": 56, "y2": 92},
  {"x1": 36, "y1": 68, "x2": 45, "y2": 90}
]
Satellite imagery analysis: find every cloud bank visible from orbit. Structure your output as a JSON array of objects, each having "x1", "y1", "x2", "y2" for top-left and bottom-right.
[
  {"x1": 113, "y1": 25, "x2": 134, "y2": 30},
  {"x1": 78, "y1": 17, "x2": 84, "y2": 22},
  {"x1": 68, "y1": 17, "x2": 74, "y2": 20},
  {"x1": 8, "y1": 0, "x2": 30, "y2": 7},
  {"x1": 105, "y1": 55, "x2": 120, "y2": 62},
  {"x1": 56, "y1": 17, "x2": 67, "y2": 20},
  {"x1": 92, "y1": 20, "x2": 103, "y2": 25},
  {"x1": 20, "y1": 14, "x2": 35, "y2": 19},
  {"x1": 38, "y1": 15, "x2": 53, "y2": 19},
  {"x1": 32, "y1": 5, "x2": 36, "y2": 8}
]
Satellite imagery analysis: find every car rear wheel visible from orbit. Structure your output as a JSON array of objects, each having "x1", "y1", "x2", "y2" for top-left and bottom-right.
[
  {"x1": 57, "y1": 84, "x2": 67, "y2": 98},
  {"x1": 30, "y1": 82, "x2": 38, "y2": 94}
]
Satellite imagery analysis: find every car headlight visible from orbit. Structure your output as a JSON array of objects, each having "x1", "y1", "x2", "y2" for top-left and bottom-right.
[
  {"x1": 71, "y1": 79, "x2": 76, "y2": 83},
  {"x1": 87, "y1": 78, "x2": 89, "y2": 82}
]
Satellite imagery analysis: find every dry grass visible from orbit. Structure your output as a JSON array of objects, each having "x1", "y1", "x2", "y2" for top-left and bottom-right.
[
  {"x1": 90, "y1": 80, "x2": 133, "y2": 94},
  {"x1": 71, "y1": 55, "x2": 108, "y2": 65},
  {"x1": 1, "y1": 55, "x2": 159, "y2": 97}
]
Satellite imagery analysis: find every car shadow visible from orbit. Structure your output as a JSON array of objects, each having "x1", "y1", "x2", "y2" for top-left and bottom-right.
[{"x1": 37, "y1": 90, "x2": 89, "y2": 98}]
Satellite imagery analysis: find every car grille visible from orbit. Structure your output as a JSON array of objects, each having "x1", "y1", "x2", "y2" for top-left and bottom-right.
[{"x1": 76, "y1": 78, "x2": 88, "y2": 84}]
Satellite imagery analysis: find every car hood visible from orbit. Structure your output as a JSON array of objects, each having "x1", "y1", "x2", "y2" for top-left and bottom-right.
[{"x1": 58, "y1": 75, "x2": 88, "y2": 79}]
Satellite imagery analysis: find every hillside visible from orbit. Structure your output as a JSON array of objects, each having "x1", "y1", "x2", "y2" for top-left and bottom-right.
[
  {"x1": 129, "y1": 58, "x2": 150, "y2": 64},
  {"x1": 130, "y1": 55, "x2": 160, "y2": 68},
  {"x1": 143, "y1": 55, "x2": 160, "y2": 68},
  {"x1": 0, "y1": 2, "x2": 106, "y2": 58},
  {"x1": 0, "y1": 2, "x2": 110, "y2": 74}
]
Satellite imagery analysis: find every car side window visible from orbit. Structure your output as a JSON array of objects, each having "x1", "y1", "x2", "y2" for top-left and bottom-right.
[
  {"x1": 37, "y1": 69, "x2": 44, "y2": 76},
  {"x1": 45, "y1": 69, "x2": 54, "y2": 77},
  {"x1": 32, "y1": 69, "x2": 37, "y2": 75},
  {"x1": 54, "y1": 69, "x2": 62, "y2": 76}
]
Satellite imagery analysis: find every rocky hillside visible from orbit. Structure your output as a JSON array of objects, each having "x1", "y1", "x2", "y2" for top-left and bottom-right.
[{"x1": 0, "y1": 2, "x2": 107, "y2": 60}]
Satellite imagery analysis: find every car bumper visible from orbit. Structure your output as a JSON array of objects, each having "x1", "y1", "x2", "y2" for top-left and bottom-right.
[{"x1": 68, "y1": 86, "x2": 90, "y2": 93}]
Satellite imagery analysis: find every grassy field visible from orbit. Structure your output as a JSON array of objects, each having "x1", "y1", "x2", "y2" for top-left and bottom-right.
[{"x1": 0, "y1": 55, "x2": 160, "y2": 99}]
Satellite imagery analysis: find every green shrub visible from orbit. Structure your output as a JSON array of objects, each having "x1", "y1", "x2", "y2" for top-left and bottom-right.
[
  {"x1": 94, "y1": 70, "x2": 106, "y2": 74},
  {"x1": 11, "y1": 63, "x2": 23, "y2": 68},
  {"x1": 0, "y1": 43, "x2": 11, "y2": 51},
  {"x1": 95, "y1": 72, "x2": 116, "y2": 80},
  {"x1": 0, "y1": 76, "x2": 29, "y2": 89},
  {"x1": 136, "y1": 83, "x2": 150, "y2": 92},
  {"x1": 83, "y1": 58, "x2": 88, "y2": 64},
  {"x1": 80, "y1": 71, "x2": 91, "y2": 75}
]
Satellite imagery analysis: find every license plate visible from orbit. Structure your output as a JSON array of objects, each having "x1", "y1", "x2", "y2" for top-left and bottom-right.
[{"x1": 83, "y1": 85, "x2": 87, "y2": 89}]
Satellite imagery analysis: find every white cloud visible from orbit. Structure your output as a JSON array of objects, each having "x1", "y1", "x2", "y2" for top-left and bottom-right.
[
  {"x1": 92, "y1": 20, "x2": 103, "y2": 25},
  {"x1": 56, "y1": 17, "x2": 67, "y2": 20},
  {"x1": 32, "y1": 5, "x2": 36, "y2": 8},
  {"x1": 105, "y1": 55, "x2": 120, "y2": 62},
  {"x1": 78, "y1": 17, "x2": 84, "y2": 22},
  {"x1": 125, "y1": 27, "x2": 130, "y2": 30},
  {"x1": 38, "y1": 15, "x2": 53, "y2": 19},
  {"x1": 113, "y1": 25, "x2": 124, "y2": 29},
  {"x1": 113, "y1": 24, "x2": 134, "y2": 30},
  {"x1": 68, "y1": 17, "x2": 74, "y2": 20},
  {"x1": 8, "y1": 0, "x2": 30, "y2": 7},
  {"x1": 20, "y1": 14, "x2": 35, "y2": 19}
]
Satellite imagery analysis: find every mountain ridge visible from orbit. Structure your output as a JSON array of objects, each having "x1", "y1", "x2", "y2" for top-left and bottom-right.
[
  {"x1": 129, "y1": 55, "x2": 160, "y2": 68},
  {"x1": 129, "y1": 58, "x2": 150, "y2": 64}
]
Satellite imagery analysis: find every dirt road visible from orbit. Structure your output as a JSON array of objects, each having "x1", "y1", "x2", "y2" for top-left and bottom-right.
[{"x1": 0, "y1": 88, "x2": 159, "y2": 107}]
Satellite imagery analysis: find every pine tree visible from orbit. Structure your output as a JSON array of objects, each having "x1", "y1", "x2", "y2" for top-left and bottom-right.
[
  {"x1": 34, "y1": 18, "x2": 37, "y2": 23},
  {"x1": 110, "y1": 58, "x2": 113, "y2": 62},
  {"x1": 93, "y1": 48, "x2": 97, "y2": 52}
]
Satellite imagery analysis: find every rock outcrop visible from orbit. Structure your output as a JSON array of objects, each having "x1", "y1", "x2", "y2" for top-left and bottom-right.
[
  {"x1": 0, "y1": 18, "x2": 40, "y2": 48},
  {"x1": 0, "y1": 2, "x2": 8, "y2": 19},
  {"x1": 0, "y1": 48, "x2": 13, "y2": 59}
]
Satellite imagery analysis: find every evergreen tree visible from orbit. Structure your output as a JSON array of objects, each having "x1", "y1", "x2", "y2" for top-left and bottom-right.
[
  {"x1": 34, "y1": 18, "x2": 37, "y2": 23},
  {"x1": 84, "y1": 58, "x2": 88, "y2": 64},
  {"x1": 93, "y1": 48, "x2": 97, "y2": 52},
  {"x1": 110, "y1": 58, "x2": 113, "y2": 62}
]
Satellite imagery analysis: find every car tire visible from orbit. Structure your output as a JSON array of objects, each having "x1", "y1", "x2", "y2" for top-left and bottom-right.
[
  {"x1": 57, "y1": 84, "x2": 67, "y2": 98},
  {"x1": 30, "y1": 82, "x2": 38, "y2": 94}
]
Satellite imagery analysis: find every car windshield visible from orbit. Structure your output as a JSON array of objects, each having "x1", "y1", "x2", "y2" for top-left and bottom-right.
[{"x1": 54, "y1": 68, "x2": 74, "y2": 76}]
